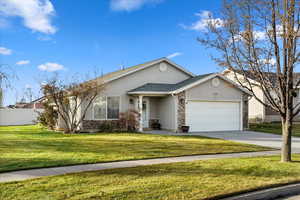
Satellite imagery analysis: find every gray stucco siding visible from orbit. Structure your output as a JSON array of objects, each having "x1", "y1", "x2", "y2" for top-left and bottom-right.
[
  {"x1": 185, "y1": 77, "x2": 243, "y2": 101},
  {"x1": 84, "y1": 61, "x2": 191, "y2": 120},
  {"x1": 158, "y1": 96, "x2": 176, "y2": 131},
  {"x1": 149, "y1": 97, "x2": 160, "y2": 119}
]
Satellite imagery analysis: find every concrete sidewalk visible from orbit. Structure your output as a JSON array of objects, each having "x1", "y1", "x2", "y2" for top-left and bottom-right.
[{"x1": 0, "y1": 150, "x2": 280, "y2": 183}]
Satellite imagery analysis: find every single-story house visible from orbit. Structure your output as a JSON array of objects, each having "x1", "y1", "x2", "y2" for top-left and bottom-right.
[
  {"x1": 58, "y1": 58, "x2": 251, "y2": 132},
  {"x1": 223, "y1": 69, "x2": 300, "y2": 123}
]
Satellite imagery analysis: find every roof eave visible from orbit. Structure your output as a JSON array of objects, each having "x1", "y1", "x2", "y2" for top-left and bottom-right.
[
  {"x1": 104, "y1": 58, "x2": 195, "y2": 85},
  {"x1": 171, "y1": 73, "x2": 218, "y2": 94},
  {"x1": 171, "y1": 73, "x2": 252, "y2": 95},
  {"x1": 127, "y1": 91, "x2": 170, "y2": 95}
]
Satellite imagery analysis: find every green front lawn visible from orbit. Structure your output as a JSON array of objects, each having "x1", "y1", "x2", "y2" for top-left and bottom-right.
[
  {"x1": 0, "y1": 125, "x2": 270, "y2": 172},
  {"x1": 1, "y1": 155, "x2": 300, "y2": 200},
  {"x1": 250, "y1": 123, "x2": 300, "y2": 137}
]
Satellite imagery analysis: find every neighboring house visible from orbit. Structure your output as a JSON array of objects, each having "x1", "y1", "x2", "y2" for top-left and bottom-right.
[
  {"x1": 25, "y1": 97, "x2": 44, "y2": 109},
  {"x1": 223, "y1": 69, "x2": 300, "y2": 123},
  {"x1": 58, "y1": 58, "x2": 251, "y2": 132},
  {"x1": 10, "y1": 98, "x2": 44, "y2": 109}
]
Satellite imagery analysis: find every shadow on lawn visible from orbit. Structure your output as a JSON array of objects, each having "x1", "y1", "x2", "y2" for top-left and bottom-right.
[{"x1": 87, "y1": 159, "x2": 300, "y2": 180}]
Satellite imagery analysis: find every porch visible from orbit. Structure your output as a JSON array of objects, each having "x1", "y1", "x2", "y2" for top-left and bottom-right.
[{"x1": 129, "y1": 95, "x2": 177, "y2": 132}]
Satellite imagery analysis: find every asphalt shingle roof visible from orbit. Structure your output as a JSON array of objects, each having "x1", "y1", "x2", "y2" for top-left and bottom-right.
[
  {"x1": 232, "y1": 70, "x2": 300, "y2": 85},
  {"x1": 128, "y1": 73, "x2": 213, "y2": 93},
  {"x1": 84, "y1": 58, "x2": 164, "y2": 86}
]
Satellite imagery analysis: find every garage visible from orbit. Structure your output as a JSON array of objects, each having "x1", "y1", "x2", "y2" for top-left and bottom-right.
[{"x1": 186, "y1": 101, "x2": 241, "y2": 132}]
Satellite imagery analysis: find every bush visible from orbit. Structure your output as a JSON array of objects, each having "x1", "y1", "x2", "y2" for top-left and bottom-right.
[
  {"x1": 98, "y1": 121, "x2": 114, "y2": 132},
  {"x1": 119, "y1": 109, "x2": 140, "y2": 132},
  {"x1": 37, "y1": 100, "x2": 58, "y2": 130}
]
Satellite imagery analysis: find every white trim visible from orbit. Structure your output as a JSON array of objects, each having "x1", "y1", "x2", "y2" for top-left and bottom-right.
[
  {"x1": 173, "y1": 94, "x2": 178, "y2": 132},
  {"x1": 187, "y1": 99, "x2": 241, "y2": 103},
  {"x1": 92, "y1": 96, "x2": 106, "y2": 120},
  {"x1": 186, "y1": 100, "x2": 242, "y2": 131},
  {"x1": 138, "y1": 95, "x2": 143, "y2": 132},
  {"x1": 142, "y1": 98, "x2": 150, "y2": 128},
  {"x1": 103, "y1": 58, "x2": 194, "y2": 84},
  {"x1": 92, "y1": 96, "x2": 121, "y2": 120},
  {"x1": 128, "y1": 91, "x2": 169, "y2": 95},
  {"x1": 172, "y1": 74, "x2": 217, "y2": 94},
  {"x1": 222, "y1": 69, "x2": 259, "y2": 85},
  {"x1": 218, "y1": 75, "x2": 252, "y2": 95},
  {"x1": 187, "y1": 99, "x2": 243, "y2": 130}
]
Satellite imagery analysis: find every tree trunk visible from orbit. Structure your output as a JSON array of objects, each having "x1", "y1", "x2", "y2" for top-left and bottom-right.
[{"x1": 281, "y1": 117, "x2": 292, "y2": 162}]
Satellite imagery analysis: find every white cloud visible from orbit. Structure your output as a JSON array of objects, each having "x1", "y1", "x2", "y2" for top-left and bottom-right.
[
  {"x1": 260, "y1": 58, "x2": 276, "y2": 65},
  {"x1": 38, "y1": 62, "x2": 65, "y2": 72},
  {"x1": 25, "y1": 84, "x2": 32, "y2": 89},
  {"x1": 16, "y1": 60, "x2": 30, "y2": 65},
  {"x1": 0, "y1": 0, "x2": 57, "y2": 34},
  {"x1": 229, "y1": 30, "x2": 266, "y2": 44},
  {"x1": 110, "y1": 0, "x2": 162, "y2": 11},
  {"x1": 167, "y1": 52, "x2": 182, "y2": 59},
  {"x1": 183, "y1": 10, "x2": 224, "y2": 32},
  {"x1": 253, "y1": 31, "x2": 266, "y2": 40},
  {"x1": 0, "y1": 46, "x2": 12, "y2": 55},
  {"x1": 267, "y1": 24, "x2": 299, "y2": 37}
]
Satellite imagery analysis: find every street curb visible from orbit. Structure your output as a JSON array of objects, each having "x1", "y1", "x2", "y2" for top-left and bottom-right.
[{"x1": 220, "y1": 183, "x2": 300, "y2": 200}]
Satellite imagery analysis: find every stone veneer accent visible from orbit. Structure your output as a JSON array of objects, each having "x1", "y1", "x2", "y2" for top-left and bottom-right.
[
  {"x1": 243, "y1": 94, "x2": 249, "y2": 130},
  {"x1": 82, "y1": 120, "x2": 120, "y2": 131},
  {"x1": 177, "y1": 91, "x2": 186, "y2": 131}
]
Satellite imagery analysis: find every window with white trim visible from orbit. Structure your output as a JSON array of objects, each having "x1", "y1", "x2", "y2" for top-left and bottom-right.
[{"x1": 93, "y1": 96, "x2": 120, "y2": 120}]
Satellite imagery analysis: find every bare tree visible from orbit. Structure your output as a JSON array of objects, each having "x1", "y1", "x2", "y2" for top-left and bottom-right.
[
  {"x1": 0, "y1": 64, "x2": 16, "y2": 107},
  {"x1": 24, "y1": 86, "x2": 33, "y2": 103},
  {"x1": 199, "y1": 0, "x2": 300, "y2": 162},
  {"x1": 41, "y1": 74, "x2": 104, "y2": 133}
]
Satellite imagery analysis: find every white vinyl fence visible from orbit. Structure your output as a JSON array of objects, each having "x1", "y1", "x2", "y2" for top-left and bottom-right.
[{"x1": 0, "y1": 108, "x2": 44, "y2": 126}]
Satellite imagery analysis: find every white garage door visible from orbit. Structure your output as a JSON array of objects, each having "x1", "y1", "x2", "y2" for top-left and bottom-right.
[{"x1": 186, "y1": 101, "x2": 241, "y2": 132}]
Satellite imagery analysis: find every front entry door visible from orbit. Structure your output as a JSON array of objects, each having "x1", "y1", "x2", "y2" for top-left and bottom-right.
[{"x1": 142, "y1": 99, "x2": 149, "y2": 128}]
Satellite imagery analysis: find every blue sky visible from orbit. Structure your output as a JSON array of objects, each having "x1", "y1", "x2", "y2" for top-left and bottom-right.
[{"x1": 0, "y1": 0, "x2": 222, "y2": 105}]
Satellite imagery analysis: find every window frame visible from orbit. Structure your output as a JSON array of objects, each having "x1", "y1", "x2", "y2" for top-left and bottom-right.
[{"x1": 93, "y1": 96, "x2": 121, "y2": 120}]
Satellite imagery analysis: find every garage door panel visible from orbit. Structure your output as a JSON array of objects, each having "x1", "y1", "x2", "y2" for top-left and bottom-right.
[{"x1": 186, "y1": 101, "x2": 240, "y2": 132}]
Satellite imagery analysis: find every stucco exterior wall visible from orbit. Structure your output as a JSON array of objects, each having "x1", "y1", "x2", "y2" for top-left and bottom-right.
[
  {"x1": 149, "y1": 97, "x2": 159, "y2": 120},
  {"x1": 84, "y1": 61, "x2": 191, "y2": 121},
  {"x1": 185, "y1": 77, "x2": 243, "y2": 101},
  {"x1": 224, "y1": 71, "x2": 265, "y2": 122},
  {"x1": 182, "y1": 77, "x2": 248, "y2": 131},
  {"x1": 248, "y1": 86, "x2": 265, "y2": 121},
  {"x1": 157, "y1": 95, "x2": 176, "y2": 131},
  {"x1": 264, "y1": 93, "x2": 300, "y2": 122}
]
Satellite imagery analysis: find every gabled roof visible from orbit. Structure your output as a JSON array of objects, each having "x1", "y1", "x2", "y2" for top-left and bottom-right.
[
  {"x1": 128, "y1": 74, "x2": 213, "y2": 93},
  {"x1": 223, "y1": 69, "x2": 300, "y2": 85},
  {"x1": 85, "y1": 57, "x2": 195, "y2": 85},
  {"x1": 171, "y1": 73, "x2": 213, "y2": 90},
  {"x1": 128, "y1": 83, "x2": 176, "y2": 93},
  {"x1": 128, "y1": 73, "x2": 252, "y2": 95}
]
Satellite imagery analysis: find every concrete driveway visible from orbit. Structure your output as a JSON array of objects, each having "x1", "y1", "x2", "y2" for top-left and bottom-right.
[
  {"x1": 192, "y1": 131, "x2": 300, "y2": 152},
  {"x1": 145, "y1": 130, "x2": 300, "y2": 152}
]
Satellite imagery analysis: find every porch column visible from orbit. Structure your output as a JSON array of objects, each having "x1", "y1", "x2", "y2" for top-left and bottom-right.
[{"x1": 138, "y1": 95, "x2": 143, "y2": 132}]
